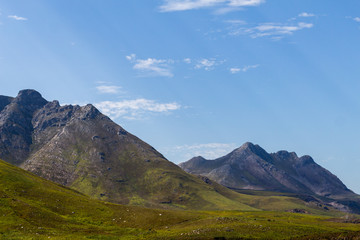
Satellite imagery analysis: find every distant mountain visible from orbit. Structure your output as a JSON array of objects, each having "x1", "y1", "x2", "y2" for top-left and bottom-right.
[
  {"x1": 0, "y1": 89, "x2": 259, "y2": 210},
  {"x1": 180, "y1": 142, "x2": 354, "y2": 198}
]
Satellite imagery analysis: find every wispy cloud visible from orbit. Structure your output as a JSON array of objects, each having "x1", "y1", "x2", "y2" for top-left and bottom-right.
[
  {"x1": 95, "y1": 99, "x2": 181, "y2": 120},
  {"x1": 96, "y1": 85, "x2": 122, "y2": 94},
  {"x1": 298, "y1": 12, "x2": 315, "y2": 18},
  {"x1": 353, "y1": 17, "x2": 360, "y2": 23},
  {"x1": 230, "y1": 21, "x2": 313, "y2": 39},
  {"x1": 195, "y1": 58, "x2": 224, "y2": 71},
  {"x1": 195, "y1": 58, "x2": 216, "y2": 70},
  {"x1": 159, "y1": 0, "x2": 265, "y2": 12},
  {"x1": 184, "y1": 58, "x2": 192, "y2": 64},
  {"x1": 8, "y1": 15, "x2": 28, "y2": 21},
  {"x1": 166, "y1": 143, "x2": 237, "y2": 163},
  {"x1": 126, "y1": 54, "x2": 174, "y2": 77},
  {"x1": 230, "y1": 64, "x2": 259, "y2": 73},
  {"x1": 225, "y1": 19, "x2": 247, "y2": 25}
]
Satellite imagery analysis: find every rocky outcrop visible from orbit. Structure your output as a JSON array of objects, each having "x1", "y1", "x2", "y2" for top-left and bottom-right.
[
  {"x1": 0, "y1": 90, "x2": 48, "y2": 164},
  {"x1": 0, "y1": 96, "x2": 13, "y2": 112}
]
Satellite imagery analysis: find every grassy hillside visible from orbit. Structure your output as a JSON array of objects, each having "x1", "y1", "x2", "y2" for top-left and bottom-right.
[{"x1": 1, "y1": 159, "x2": 360, "y2": 239}]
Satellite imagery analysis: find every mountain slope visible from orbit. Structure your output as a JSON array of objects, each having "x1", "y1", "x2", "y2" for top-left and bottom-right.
[
  {"x1": 180, "y1": 143, "x2": 360, "y2": 213},
  {"x1": 1, "y1": 158, "x2": 359, "y2": 239},
  {"x1": 0, "y1": 90, "x2": 47, "y2": 165},
  {"x1": 0, "y1": 158, "x2": 202, "y2": 239},
  {"x1": 180, "y1": 142, "x2": 353, "y2": 198},
  {"x1": 0, "y1": 90, "x2": 257, "y2": 210}
]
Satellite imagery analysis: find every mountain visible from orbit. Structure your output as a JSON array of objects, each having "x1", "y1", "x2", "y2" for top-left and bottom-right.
[
  {"x1": 0, "y1": 90, "x2": 47, "y2": 165},
  {"x1": 180, "y1": 142, "x2": 355, "y2": 198},
  {"x1": 0, "y1": 89, "x2": 261, "y2": 210},
  {"x1": 1, "y1": 89, "x2": 358, "y2": 214}
]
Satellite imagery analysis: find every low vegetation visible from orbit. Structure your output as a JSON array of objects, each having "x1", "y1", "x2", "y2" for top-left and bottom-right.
[{"x1": 1, "y1": 159, "x2": 360, "y2": 239}]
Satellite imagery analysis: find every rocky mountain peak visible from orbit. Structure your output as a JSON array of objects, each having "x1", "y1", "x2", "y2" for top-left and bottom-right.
[
  {"x1": 234, "y1": 142, "x2": 273, "y2": 164},
  {"x1": 299, "y1": 155, "x2": 315, "y2": 165},
  {"x1": 237, "y1": 142, "x2": 264, "y2": 154},
  {"x1": 238, "y1": 142, "x2": 255, "y2": 150},
  {"x1": 273, "y1": 150, "x2": 298, "y2": 161},
  {"x1": 0, "y1": 90, "x2": 48, "y2": 164},
  {"x1": 14, "y1": 89, "x2": 48, "y2": 109},
  {"x1": 0, "y1": 96, "x2": 13, "y2": 112},
  {"x1": 179, "y1": 156, "x2": 207, "y2": 170},
  {"x1": 180, "y1": 142, "x2": 354, "y2": 199},
  {"x1": 80, "y1": 104, "x2": 101, "y2": 119},
  {"x1": 189, "y1": 156, "x2": 207, "y2": 162}
]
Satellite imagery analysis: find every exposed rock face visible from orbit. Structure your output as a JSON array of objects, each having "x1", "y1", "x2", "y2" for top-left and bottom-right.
[
  {"x1": 180, "y1": 142, "x2": 353, "y2": 198},
  {"x1": 0, "y1": 89, "x2": 255, "y2": 210},
  {"x1": 0, "y1": 96, "x2": 13, "y2": 112},
  {"x1": 0, "y1": 90, "x2": 48, "y2": 165}
]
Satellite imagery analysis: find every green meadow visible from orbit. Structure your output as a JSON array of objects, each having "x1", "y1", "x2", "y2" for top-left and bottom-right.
[{"x1": 0, "y1": 160, "x2": 359, "y2": 239}]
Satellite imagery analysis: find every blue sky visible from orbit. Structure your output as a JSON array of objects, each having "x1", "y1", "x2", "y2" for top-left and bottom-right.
[{"x1": 1, "y1": 0, "x2": 360, "y2": 193}]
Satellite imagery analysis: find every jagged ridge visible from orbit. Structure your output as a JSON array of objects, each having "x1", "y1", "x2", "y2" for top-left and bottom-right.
[
  {"x1": 0, "y1": 90, "x2": 257, "y2": 210},
  {"x1": 180, "y1": 142, "x2": 353, "y2": 197}
]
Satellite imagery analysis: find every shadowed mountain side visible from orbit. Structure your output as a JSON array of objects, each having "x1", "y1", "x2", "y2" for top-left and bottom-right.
[
  {"x1": 0, "y1": 90, "x2": 48, "y2": 165},
  {"x1": 0, "y1": 96, "x2": 13, "y2": 112},
  {"x1": 180, "y1": 142, "x2": 360, "y2": 214},
  {"x1": 0, "y1": 90, "x2": 257, "y2": 210},
  {"x1": 180, "y1": 142, "x2": 353, "y2": 198}
]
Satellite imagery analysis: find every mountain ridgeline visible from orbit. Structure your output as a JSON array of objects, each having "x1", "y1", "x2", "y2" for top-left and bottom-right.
[
  {"x1": 180, "y1": 142, "x2": 354, "y2": 198},
  {"x1": 0, "y1": 89, "x2": 262, "y2": 210},
  {"x1": 1, "y1": 89, "x2": 359, "y2": 214}
]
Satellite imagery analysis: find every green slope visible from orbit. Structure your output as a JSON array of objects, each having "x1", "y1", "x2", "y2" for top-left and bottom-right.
[
  {"x1": 0, "y1": 159, "x2": 201, "y2": 239},
  {"x1": 20, "y1": 103, "x2": 260, "y2": 211},
  {"x1": 1, "y1": 159, "x2": 359, "y2": 239}
]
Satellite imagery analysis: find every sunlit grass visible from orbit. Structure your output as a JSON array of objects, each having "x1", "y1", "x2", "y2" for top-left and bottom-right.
[{"x1": 1, "y1": 159, "x2": 359, "y2": 239}]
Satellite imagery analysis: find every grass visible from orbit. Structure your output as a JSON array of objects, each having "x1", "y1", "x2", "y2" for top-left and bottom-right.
[{"x1": 1, "y1": 159, "x2": 360, "y2": 239}]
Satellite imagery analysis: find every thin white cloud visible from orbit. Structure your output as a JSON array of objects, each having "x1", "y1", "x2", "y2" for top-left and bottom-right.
[
  {"x1": 126, "y1": 54, "x2": 136, "y2": 61},
  {"x1": 159, "y1": 0, "x2": 265, "y2": 12},
  {"x1": 95, "y1": 99, "x2": 181, "y2": 120},
  {"x1": 230, "y1": 64, "x2": 259, "y2": 73},
  {"x1": 96, "y1": 85, "x2": 122, "y2": 94},
  {"x1": 126, "y1": 54, "x2": 174, "y2": 77},
  {"x1": 298, "y1": 12, "x2": 315, "y2": 18},
  {"x1": 8, "y1": 15, "x2": 27, "y2": 21},
  {"x1": 353, "y1": 17, "x2": 360, "y2": 23},
  {"x1": 195, "y1": 58, "x2": 216, "y2": 70},
  {"x1": 195, "y1": 58, "x2": 224, "y2": 71},
  {"x1": 231, "y1": 22, "x2": 313, "y2": 39},
  {"x1": 184, "y1": 58, "x2": 192, "y2": 64},
  {"x1": 170, "y1": 143, "x2": 237, "y2": 162},
  {"x1": 225, "y1": 19, "x2": 247, "y2": 25}
]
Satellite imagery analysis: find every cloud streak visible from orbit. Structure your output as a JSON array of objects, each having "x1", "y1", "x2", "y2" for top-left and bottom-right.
[
  {"x1": 159, "y1": 0, "x2": 265, "y2": 12},
  {"x1": 298, "y1": 12, "x2": 315, "y2": 18},
  {"x1": 353, "y1": 17, "x2": 360, "y2": 23},
  {"x1": 96, "y1": 85, "x2": 122, "y2": 94},
  {"x1": 195, "y1": 58, "x2": 225, "y2": 71},
  {"x1": 95, "y1": 99, "x2": 181, "y2": 120},
  {"x1": 230, "y1": 64, "x2": 259, "y2": 73},
  {"x1": 230, "y1": 21, "x2": 313, "y2": 39},
  {"x1": 8, "y1": 15, "x2": 28, "y2": 21},
  {"x1": 195, "y1": 58, "x2": 216, "y2": 70},
  {"x1": 126, "y1": 54, "x2": 174, "y2": 77}
]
